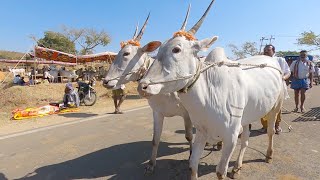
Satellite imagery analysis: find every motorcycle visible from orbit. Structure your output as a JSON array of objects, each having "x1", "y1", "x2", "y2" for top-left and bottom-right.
[{"x1": 77, "y1": 80, "x2": 97, "y2": 106}]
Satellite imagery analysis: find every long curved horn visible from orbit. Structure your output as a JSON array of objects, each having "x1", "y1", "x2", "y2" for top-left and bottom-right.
[
  {"x1": 180, "y1": 4, "x2": 191, "y2": 31},
  {"x1": 132, "y1": 24, "x2": 139, "y2": 39},
  {"x1": 188, "y1": 0, "x2": 215, "y2": 35},
  {"x1": 135, "y1": 12, "x2": 150, "y2": 41}
]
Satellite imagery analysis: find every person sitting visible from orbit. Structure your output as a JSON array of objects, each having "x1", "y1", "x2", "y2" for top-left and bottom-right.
[
  {"x1": 63, "y1": 83, "x2": 80, "y2": 108},
  {"x1": 19, "y1": 77, "x2": 27, "y2": 86},
  {"x1": 13, "y1": 75, "x2": 21, "y2": 85}
]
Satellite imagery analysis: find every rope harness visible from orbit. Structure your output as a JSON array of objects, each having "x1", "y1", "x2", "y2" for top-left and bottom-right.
[
  {"x1": 146, "y1": 59, "x2": 283, "y2": 93},
  {"x1": 107, "y1": 56, "x2": 284, "y2": 94},
  {"x1": 106, "y1": 56, "x2": 152, "y2": 82}
]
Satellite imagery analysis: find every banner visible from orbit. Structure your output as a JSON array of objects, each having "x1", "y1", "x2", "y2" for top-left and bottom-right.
[{"x1": 34, "y1": 46, "x2": 117, "y2": 63}]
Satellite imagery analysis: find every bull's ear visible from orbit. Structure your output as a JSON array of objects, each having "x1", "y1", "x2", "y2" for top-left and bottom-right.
[
  {"x1": 193, "y1": 36, "x2": 218, "y2": 51},
  {"x1": 142, "y1": 41, "x2": 162, "y2": 53}
]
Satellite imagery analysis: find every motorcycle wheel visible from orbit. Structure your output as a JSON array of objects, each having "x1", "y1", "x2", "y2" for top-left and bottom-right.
[{"x1": 83, "y1": 92, "x2": 97, "y2": 106}]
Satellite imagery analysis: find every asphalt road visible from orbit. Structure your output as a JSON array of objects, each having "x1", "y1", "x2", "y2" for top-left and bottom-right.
[{"x1": 0, "y1": 87, "x2": 320, "y2": 180}]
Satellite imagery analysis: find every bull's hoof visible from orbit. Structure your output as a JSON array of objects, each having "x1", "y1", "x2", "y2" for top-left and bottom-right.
[
  {"x1": 230, "y1": 167, "x2": 241, "y2": 179},
  {"x1": 144, "y1": 162, "x2": 155, "y2": 175},
  {"x1": 215, "y1": 141, "x2": 223, "y2": 151},
  {"x1": 216, "y1": 172, "x2": 224, "y2": 179},
  {"x1": 188, "y1": 168, "x2": 198, "y2": 180},
  {"x1": 265, "y1": 156, "x2": 273, "y2": 163}
]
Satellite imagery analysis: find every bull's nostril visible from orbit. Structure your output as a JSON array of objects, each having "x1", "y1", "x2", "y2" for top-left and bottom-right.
[{"x1": 140, "y1": 83, "x2": 148, "y2": 90}]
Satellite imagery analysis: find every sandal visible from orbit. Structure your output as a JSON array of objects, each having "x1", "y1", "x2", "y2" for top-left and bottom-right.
[
  {"x1": 301, "y1": 109, "x2": 305, "y2": 113},
  {"x1": 292, "y1": 108, "x2": 298, "y2": 112}
]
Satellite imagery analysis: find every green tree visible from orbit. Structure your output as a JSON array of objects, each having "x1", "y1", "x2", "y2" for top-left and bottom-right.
[
  {"x1": 62, "y1": 26, "x2": 111, "y2": 55},
  {"x1": 297, "y1": 31, "x2": 320, "y2": 50},
  {"x1": 276, "y1": 51, "x2": 300, "y2": 57},
  {"x1": 37, "y1": 31, "x2": 76, "y2": 54},
  {"x1": 229, "y1": 42, "x2": 259, "y2": 59}
]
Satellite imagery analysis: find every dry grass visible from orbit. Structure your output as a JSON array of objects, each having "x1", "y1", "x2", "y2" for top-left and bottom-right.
[
  {"x1": 0, "y1": 76, "x2": 139, "y2": 123},
  {"x1": 0, "y1": 50, "x2": 25, "y2": 60},
  {"x1": 0, "y1": 71, "x2": 6, "y2": 81}
]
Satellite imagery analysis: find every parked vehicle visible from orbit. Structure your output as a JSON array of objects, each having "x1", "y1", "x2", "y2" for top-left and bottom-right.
[{"x1": 77, "y1": 80, "x2": 97, "y2": 106}]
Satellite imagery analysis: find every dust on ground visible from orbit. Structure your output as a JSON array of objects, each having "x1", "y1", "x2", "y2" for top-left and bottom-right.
[{"x1": 0, "y1": 73, "x2": 148, "y2": 135}]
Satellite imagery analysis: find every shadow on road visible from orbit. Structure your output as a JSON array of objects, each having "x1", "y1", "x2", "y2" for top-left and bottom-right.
[
  {"x1": 175, "y1": 127, "x2": 196, "y2": 135},
  {"x1": 16, "y1": 141, "x2": 191, "y2": 180},
  {"x1": 0, "y1": 173, "x2": 8, "y2": 180},
  {"x1": 57, "y1": 113, "x2": 98, "y2": 118},
  {"x1": 126, "y1": 94, "x2": 142, "y2": 100},
  {"x1": 293, "y1": 107, "x2": 320, "y2": 122}
]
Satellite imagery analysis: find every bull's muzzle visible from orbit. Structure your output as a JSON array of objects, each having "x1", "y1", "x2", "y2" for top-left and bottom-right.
[
  {"x1": 102, "y1": 79, "x2": 113, "y2": 89},
  {"x1": 137, "y1": 83, "x2": 151, "y2": 98}
]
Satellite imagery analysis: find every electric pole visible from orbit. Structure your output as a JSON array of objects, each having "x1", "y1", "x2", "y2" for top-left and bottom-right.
[
  {"x1": 259, "y1": 35, "x2": 275, "y2": 53},
  {"x1": 269, "y1": 35, "x2": 275, "y2": 44},
  {"x1": 259, "y1": 37, "x2": 268, "y2": 54}
]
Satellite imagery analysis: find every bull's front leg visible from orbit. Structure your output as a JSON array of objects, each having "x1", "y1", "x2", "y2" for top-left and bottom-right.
[
  {"x1": 189, "y1": 130, "x2": 206, "y2": 180},
  {"x1": 216, "y1": 127, "x2": 240, "y2": 179},
  {"x1": 183, "y1": 114, "x2": 193, "y2": 158},
  {"x1": 231, "y1": 124, "x2": 250, "y2": 179},
  {"x1": 145, "y1": 111, "x2": 164, "y2": 175}
]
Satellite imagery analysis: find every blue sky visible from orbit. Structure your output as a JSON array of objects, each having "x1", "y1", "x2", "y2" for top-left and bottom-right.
[{"x1": 1, "y1": 0, "x2": 320, "y2": 57}]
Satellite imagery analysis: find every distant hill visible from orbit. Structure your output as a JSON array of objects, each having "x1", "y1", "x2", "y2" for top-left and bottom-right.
[{"x1": 0, "y1": 50, "x2": 25, "y2": 60}]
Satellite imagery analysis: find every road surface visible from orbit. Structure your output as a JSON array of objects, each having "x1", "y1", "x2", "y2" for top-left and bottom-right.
[{"x1": 0, "y1": 87, "x2": 320, "y2": 180}]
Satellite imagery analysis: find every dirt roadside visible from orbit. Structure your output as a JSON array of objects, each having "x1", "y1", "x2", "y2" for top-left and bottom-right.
[{"x1": 0, "y1": 78, "x2": 149, "y2": 136}]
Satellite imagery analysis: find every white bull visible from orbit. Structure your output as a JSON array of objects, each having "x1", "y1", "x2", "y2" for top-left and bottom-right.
[
  {"x1": 48, "y1": 69, "x2": 78, "y2": 82},
  {"x1": 140, "y1": 43, "x2": 284, "y2": 180},
  {"x1": 8, "y1": 67, "x2": 25, "y2": 77},
  {"x1": 48, "y1": 69, "x2": 59, "y2": 83},
  {"x1": 138, "y1": 1, "x2": 284, "y2": 179},
  {"x1": 59, "y1": 69, "x2": 78, "y2": 81},
  {"x1": 103, "y1": 14, "x2": 195, "y2": 174}
]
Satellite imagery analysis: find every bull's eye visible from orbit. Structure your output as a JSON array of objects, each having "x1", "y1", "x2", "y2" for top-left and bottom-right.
[
  {"x1": 123, "y1": 52, "x2": 130, "y2": 56},
  {"x1": 172, "y1": 47, "x2": 181, "y2": 54}
]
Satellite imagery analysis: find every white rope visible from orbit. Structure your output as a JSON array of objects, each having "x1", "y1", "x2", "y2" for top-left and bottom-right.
[
  {"x1": 106, "y1": 56, "x2": 153, "y2": 81},
  {"x1": 147, "y1": 61, "x2": 283, "y2": 86},
  {"x1": 201, "y1": 61, "x2": 283, "y2": 74}
]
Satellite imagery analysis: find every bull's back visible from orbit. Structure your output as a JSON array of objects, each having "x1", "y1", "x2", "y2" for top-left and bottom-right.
[{"x1": 238, "y1": 56, "x2": 283, "y2": 123}]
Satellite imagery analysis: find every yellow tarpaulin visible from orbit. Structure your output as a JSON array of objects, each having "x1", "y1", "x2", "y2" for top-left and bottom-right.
[{"x1": 12, "y1": 105, "x2": 79, "y2": 120}]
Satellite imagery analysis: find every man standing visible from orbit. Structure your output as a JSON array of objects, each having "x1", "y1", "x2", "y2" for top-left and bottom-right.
[
  {"x1": 290, "y1": 50, "x2": 314, "y2": 113},
  {"x1": 112, "y1": 84, "x2": 126, "y2": 114},
  {"x1": 259, "y1": 44, "x2": 291, "y2": 134}
]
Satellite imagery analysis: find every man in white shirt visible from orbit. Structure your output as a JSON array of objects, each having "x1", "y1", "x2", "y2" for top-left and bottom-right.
[
  {"x1": 259, "y1": 45, "x2": 291, "y2": 134},
  {"x1": 290, "y1": 50, "x2": 314, "y2": 113}
]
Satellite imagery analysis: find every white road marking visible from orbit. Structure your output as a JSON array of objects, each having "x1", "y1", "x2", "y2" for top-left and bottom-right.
[{"x1": 0, "y1": 106, "x2": 150, "y2": 141}]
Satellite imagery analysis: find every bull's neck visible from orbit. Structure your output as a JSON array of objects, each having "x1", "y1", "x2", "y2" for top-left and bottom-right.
[{"x1": 178, "y1": 66, "x2": 221, "y2": 109}]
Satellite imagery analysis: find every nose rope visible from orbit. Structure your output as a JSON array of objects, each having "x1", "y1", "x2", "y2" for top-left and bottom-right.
[{"x1": 105, "y1": 56, "x2": 152, "y2": 82}]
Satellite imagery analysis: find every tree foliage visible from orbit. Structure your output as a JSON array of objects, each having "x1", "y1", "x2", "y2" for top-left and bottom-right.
[
  {"x1": 297, "y1": 31, "x2": 320, "y2": 50},
  {"x1": 62, "y1": 26, "x2": 111, "y2": 55},
  {"x1": 228, "y1": 42, "x2": 259, "y2": 59},
  {"x1": 38, "y1": 31, "x2": 76, "y2": 54},
  {"x1": 276, "y1": 51, "x2": 300, "y2": 57}
]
